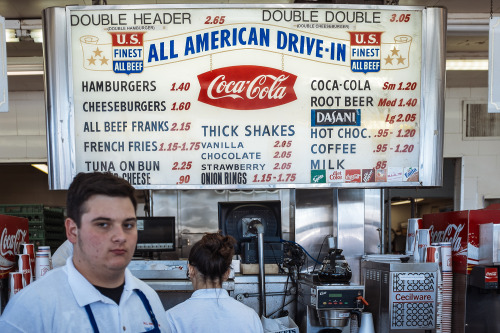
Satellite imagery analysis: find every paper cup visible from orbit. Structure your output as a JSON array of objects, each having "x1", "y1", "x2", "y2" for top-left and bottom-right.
[
  {"x1": 21, "y1": 243, "x2": 35, "y2": 280},
  {"x1": 417, "y1": 229, "x2": 430, "y2": 262},
  {"x1": 35, "y1": 252, "x2": 51, "y2": 280},
  {"x1": 406, "y1": 218, "x2": 422, "y2": 255},
  {"x1": 17, "y1": 253, "x2": 32, "y2": 286},
  {"x1": 9, "y1": 272, "x2": 23, "y2": 299}
]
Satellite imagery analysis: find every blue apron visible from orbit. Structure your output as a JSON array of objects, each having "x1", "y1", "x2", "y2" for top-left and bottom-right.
[{"x1": 84, "y1": 289, "x2": 161, "y2": 333}]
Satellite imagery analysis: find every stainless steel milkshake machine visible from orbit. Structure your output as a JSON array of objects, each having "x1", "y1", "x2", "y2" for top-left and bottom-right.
[{"x1": 297, "y1": 247, "x2": 366, "y2": 333}]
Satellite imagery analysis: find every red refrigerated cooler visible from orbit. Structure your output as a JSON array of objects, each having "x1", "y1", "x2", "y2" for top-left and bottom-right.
[
  {"x1": 0, "y1": 214, "x2": 29, "y2": 312},
  {"x1": 422, "y1": 208, "x2": 500, "y2": 333}
]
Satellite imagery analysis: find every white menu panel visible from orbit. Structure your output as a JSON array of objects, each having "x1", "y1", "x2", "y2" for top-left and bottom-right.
[{"x1": 45, "y1": 5, "x2": 446, "y2": 189}]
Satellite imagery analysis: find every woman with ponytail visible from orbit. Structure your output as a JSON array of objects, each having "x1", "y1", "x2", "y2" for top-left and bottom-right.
[{"x1": 166, "y1": 233, "x2": 264, "y2": 333}]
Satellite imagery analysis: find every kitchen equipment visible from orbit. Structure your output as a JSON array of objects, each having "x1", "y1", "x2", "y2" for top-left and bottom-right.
[
  {"x1": 317, "y1": 248, "x2": 352, "y2": 284},
  {"x1": 361, "y1": 256, "x2": 438, "y2": 332},
  {"x1": 297, "y1": 273, "x2": 365, "y2": 333},
  {"x1": 135, "y1": 216, "x2": 175, "y2": 255}
]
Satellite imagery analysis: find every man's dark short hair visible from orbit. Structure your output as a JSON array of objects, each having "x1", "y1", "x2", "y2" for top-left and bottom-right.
[{"x1": 66, "y1": 172, "x2": 137, "y2": 228}]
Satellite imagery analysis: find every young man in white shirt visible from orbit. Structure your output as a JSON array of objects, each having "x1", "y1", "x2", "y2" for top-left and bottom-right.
[{"x1": 0, "y1": 172, "x2": 170, "y2": 332}]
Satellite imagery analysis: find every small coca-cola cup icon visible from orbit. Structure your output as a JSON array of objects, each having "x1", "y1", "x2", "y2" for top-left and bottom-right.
[
  {"x1": 17, "y1": 253, "x2": 32, "y2": 286},
  {"x1": 9, "y1": 272, "x2": 23, "y2": 299}
]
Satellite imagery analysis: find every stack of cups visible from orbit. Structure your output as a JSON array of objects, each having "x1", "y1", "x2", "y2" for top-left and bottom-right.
[
  {"x1": 426, "y1": 243, "x2": 442, "y2": 333},
  {"x1": 406, "y1": 218, "x2": 422, "y2": 257},
  {"x1": 8, "y1": 243, "x2": 36, "y2": 301},
  {"x1": 417, "y1": 229, "x2": 431, "y2": 263},
  {"x1": 21, "y1": 243, "x2": 35, "y2": 281},
  {"x1": 440, "y1": 242, "x2": 453, "y2": 333},
  {"x1": 17, "y1": 253, "x2": 32, "y2": 286},
  {"x1": 8, "y1": 272, "x2": 23, "y2": 300}
]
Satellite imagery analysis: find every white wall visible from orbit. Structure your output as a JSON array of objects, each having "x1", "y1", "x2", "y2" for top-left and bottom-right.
[
  {"x1": 444, "y1": 87, "x2": 500, "y2": 209},
  {"x1": 1, "y1": 88, "x2": 498, "y2": 210},
  {"x1": 0, "y1": 91, "x2": 46, "y2": 162}
]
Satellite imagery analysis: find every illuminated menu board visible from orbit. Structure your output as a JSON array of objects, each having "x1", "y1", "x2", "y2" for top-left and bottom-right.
[{"x1": 45, "y1": 5, "x2": 445, "y2": 189}]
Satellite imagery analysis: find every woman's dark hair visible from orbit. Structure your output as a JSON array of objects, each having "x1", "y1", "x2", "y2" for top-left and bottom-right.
[
  {"x1": 189, "y1": 233, "x2": 236, "y2": 282},
  {"x1": 66, "y1": 172, "x2": 137, "y2": 228}
]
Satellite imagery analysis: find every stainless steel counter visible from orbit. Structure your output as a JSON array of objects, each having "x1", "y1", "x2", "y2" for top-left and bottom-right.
[
  {"x1": 128, "y1": 260, "x2": 295, "y2": 316},
  {"x1": 138, "y1": 275, "x2": 290, "y2": 292}
]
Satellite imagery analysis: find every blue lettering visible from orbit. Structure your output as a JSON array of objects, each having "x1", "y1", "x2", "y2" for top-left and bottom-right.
[
  {"x1": 211, "y1": 30, "x2": 219, "y2": 50},
  {"x1": 160, "y1": 42, "x2": 169, "y2": 60},
  {"x1": 147, "y1": 44, "x2": 159, "y2": 62},
  {"x1": 259, "y1": 28, "x2": 270, "y2": 47},
  {"x1": 238, "y1": 27, "x2": 247, "y2": 45},
  {"x1": 316, "y1": 39, "x2": 323, "y2": 58},
  {"x1": 288, "y1": 33, "x2": 299, "y2": 53},
  {"x1": 337, "y1": 43, "x2": 346, "y2": 62},
  {"x1": 196, "y1": 33, "x2": 210, "y2": 52},
  {"x1": 248, "y1": 27, "x2": 258, "y2": 45},
  {"x1": 185, "y1": 36, "x2": 195, "y2": 55},
  {"x1": 306, "y1": 37, "x2": 315, "y2": 55},
  {"x1": 277, "y1": 31, "x2": 287, "y2": 50},
  {"x1": 220, "y1": 29, "x2": 231, "y2": 48}
]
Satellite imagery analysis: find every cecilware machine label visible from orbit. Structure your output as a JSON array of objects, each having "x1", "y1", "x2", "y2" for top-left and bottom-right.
[
  {"x1": 390, "y1": 272, "x2": 436, "y2": 330},
  {"x1": 44, "y1": 4, "x2": 445, "y2": 189}
]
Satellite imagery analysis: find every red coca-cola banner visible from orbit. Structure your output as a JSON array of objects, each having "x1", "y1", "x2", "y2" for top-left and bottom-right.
[
  {"x1": 0, "y1": 215, "x2": 29, "y2": 279},
  {"x1": 422, "y1": 209, "x2": 500, "y2": 274},
  {"x1": 197, "y1": 65, "x2": 297, "y2": 110}
]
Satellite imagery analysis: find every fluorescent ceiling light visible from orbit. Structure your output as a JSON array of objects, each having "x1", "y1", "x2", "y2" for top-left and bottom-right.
[
  {"x1": 7, "y1": 57, "x2": 44, "y2": 76},
  {"x1": 31, "y1": 164, "x2": 48, "y2": 174},
  {"x1": 7, "y1": 71, "x2": 44, "y2": 76},
  {"x1": 391, "y1": 198, "x2": 424, "y2": 206},
  {"x1": 5, "y1": 26, "x2": 43, "y2": 43},
  {"x1": 5, "y1": 29, "x2": 18, "y2": 43},
  {"x1": 29, "y1": 29, "x2": 43, "y2": 43},
  {"x1": 446, "y1": 59, "x2": 488, "y2": 71}
]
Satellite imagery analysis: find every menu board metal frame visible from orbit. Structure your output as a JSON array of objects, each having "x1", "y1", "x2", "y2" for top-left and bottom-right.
[{"x1": 43, "y1": 4, "x2": 446, "y2": 190}]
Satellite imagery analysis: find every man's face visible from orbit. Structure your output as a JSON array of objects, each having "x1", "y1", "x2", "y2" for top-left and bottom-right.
[{"x1": 67, "y1": 194, "x2": 137, "y2": 285}]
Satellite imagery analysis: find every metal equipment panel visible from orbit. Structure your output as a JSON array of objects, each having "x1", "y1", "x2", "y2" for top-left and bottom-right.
[{"x1": 362, "y1": 258, "x2": 438, "y2": 332}]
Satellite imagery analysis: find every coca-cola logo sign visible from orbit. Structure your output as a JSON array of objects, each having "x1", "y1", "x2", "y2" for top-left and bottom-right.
[
  {"x1": 1, "y1": 228, "x2": 27, "y2": 260},
  {"x1": 486, "y1": 268, "x2": 498, "y2": 282},
  {"x1": 197, "y1": 65, "x2": 297, "y2": 110},
  {"x1": 0, "y1": 216, "x2": 29, "y2": 278},
  {"x1": 429, "y1": 224, "x2": 464, "y2": 252}
]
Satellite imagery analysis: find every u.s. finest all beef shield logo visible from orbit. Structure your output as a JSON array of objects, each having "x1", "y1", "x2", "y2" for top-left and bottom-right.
[
  {"x1": 197, "y1": 66, "x2": 297, "y2": 110},
  {"x1": 349, "y1": 32, "x2": 382, "y2": 74},
  {"x1": 110, "y1": 32, "x2": 145, "y2": 74}
]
